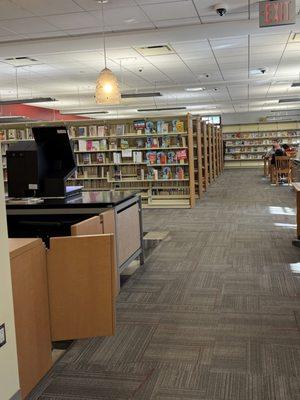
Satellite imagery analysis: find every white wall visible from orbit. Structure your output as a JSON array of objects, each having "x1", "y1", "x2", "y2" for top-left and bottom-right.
[
  {"x1": 0, "y1": 152, "x2": 20, "y2": 400},
  {"x1": 222, "y1": 111, "x2": 267, "y2": 125}
]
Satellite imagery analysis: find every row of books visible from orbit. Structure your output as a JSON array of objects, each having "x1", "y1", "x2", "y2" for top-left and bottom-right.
[
  {"x1": 74, "y1": 136, "x2": 186, "y2": 152},
  {"x1": 226, "y1": 139, "x2": 300, "y2": 147},
  {"x1": 226, "y1": 147, "x2": 268, "y2": 154},
  {"x1": 0, "y1": 129, "x2": 33, "y2": 141},
  {"x1": 69, "y1": 119, "x2": 185, "y2": 138},
  {"x1": 110, "y1": 166, "x2": 186, "y2": 181},
  {"x1": 224, "y1": 131, "x2": 300, "y2": 140},
  {"x1": 225, "y1": 155, "x2": 262, "y2": 160}
]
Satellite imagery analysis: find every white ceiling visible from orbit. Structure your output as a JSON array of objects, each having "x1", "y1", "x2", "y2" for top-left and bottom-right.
[{"x1": 0, "y1": 0, "x2": 299, "y2": 119}]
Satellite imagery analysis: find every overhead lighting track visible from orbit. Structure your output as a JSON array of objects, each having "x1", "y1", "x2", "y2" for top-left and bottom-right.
[
  {"x1": 137, "y1": 107, "x2": 187, "y2": 112},
  {"x1": 0, "y1": 97, "x2": 56, "y2": 105}
]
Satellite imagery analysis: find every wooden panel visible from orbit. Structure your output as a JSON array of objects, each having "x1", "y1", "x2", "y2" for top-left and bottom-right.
[
  {"x1": 9, "y1": 239, "x2": 52, "y2": 399},
  {"x1": 47, "y1": 234, "x2": 116, "y2": 341},
  {"x1": 196, "y1": 118, "x2": 204, "y2": 199},
  {"x1": 187, "y1": 113, "x2": 196, "y2": 207},
  {"x1": 101, "y1": 209, "x2": 120, "y2": 295},
  {"x1": 208, "y1": 125, "x2": 213, "y2": 184},
  {"x1": 71, "y1": 215, "x2": 103, "y2": 236},
  {"x1": 116, "y1": 203, "x2": 141, "y2": 266},
  {"x1": 202, "y1": 122, "x2": 209, "y2": 191}
]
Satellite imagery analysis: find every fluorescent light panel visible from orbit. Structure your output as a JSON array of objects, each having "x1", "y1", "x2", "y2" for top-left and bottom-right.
[
  {"x1": 278, "y1": 98, "x2": 300, "y2": 103},
  {"x1": 137, "y1": 107, "x2": 187, "y2": 112},
  {"x1": 60, "y1": 110, "x2": 109, "y2": 115},
  {"x1": 0, "y1": 97, "x2": 56, "y2": 105},
  {"x1": 121, "y1": 92, "x2": 162, "y2": 98}
]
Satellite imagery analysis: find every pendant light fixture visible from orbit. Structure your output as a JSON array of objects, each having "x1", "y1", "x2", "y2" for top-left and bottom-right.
[{"x1": 95, "y1": 0, "x2": 121, "y2": 105}]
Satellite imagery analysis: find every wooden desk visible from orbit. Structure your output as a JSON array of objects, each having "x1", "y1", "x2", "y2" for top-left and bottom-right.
[{"x1": 9, "y1": 238, "x2": 52, "y2": 399}]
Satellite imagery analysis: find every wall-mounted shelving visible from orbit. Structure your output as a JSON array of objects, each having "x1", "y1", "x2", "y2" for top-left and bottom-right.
[{"x1": 223, "y1": 121, "x2": 300, "y2": 168}]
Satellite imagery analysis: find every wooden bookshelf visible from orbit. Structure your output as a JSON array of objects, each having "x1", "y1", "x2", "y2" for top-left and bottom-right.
[
  {"x1": 192, "y1": 116, "x2": 224, "y2": 198},
  {"x1": 223, "y1": 121, "x2": 300, "y2": 169},
  {"x1": 0, "y1": 115, "x2": 196, "y2": 208}
]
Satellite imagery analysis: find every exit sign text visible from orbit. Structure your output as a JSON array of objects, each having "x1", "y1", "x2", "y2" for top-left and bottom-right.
[{"x1": 259, "y1": 0, "x2": 296, "y2": 27}]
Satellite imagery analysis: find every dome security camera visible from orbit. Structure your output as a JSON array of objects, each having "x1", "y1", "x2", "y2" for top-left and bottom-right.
[{"x1": 214, "y1": 3, "x2": 228, "y2": 16}]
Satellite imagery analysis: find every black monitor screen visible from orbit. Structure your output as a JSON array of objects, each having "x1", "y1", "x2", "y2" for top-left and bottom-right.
[{"x1": 32, "y1": 126, "x2": 76, "y2": 179}]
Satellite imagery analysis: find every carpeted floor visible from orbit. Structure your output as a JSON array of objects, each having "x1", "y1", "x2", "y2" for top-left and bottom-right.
[{"x1": 29, "y1": 169, "x2": 300, "y2": 400}]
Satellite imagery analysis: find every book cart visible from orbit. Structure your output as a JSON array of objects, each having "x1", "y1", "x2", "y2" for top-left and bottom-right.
[
  {"x1": 0, "y1": 114, "x2": 196, "y2": 209},
  {"x1": 192, "y1": 116, "x2": 224, "y2": 198},
  {"x1": 223, "y1": 121, "x2": 300, "y2": 169}
]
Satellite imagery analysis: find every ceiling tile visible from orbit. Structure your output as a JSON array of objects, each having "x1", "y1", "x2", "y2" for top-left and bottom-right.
[
  {"x1": 0, "y1": 17, "x2": 59, "y2": 34},
  {"x1": 0, "y1": 1, "x2": 34, "y2": 19},
  {"x1": 44, "y1": 12, "x2": 99, "y2": 30},
  {"x1": 140, "y1": 0, "x2": 198, "y2": 21},
  {"x1": 14, "y1": 0, "x2": 83, "y2": 16}
]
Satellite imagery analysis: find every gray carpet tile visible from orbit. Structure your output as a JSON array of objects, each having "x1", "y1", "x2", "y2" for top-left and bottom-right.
[{"x1": 28, "y1": 169, "x2": 300, "y2": 400}]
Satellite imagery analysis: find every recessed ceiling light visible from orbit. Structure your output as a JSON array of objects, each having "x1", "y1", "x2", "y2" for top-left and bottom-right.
[
  {"x1": 125, "y1": 18, "x2": 136, "y2": 23},
  {"x1": 250, "y1": 67, "x2": 268, "y2": 75},
  {"x1": 185, "y1": 87, "x2": 206, "y2": 92}
]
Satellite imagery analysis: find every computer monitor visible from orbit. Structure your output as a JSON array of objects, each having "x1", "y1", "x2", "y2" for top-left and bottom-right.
[
  {"x1": 32, "y1": 126, "x2": 77, "y2": 197},
  {"x1": 7, "y1": 126, "x2": 79, "y2": 198}
]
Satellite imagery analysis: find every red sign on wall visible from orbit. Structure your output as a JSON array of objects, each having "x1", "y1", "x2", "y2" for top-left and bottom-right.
[{"x1": 259, "y1": 0, "x2": 296, "y2": 27}]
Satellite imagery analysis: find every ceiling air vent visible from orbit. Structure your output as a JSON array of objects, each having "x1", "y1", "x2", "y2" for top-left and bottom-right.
[
  {"x1": 135, "y1": 45, "x2": 174, "y2": 57},
  {"x1": 4, "y1": 57, "x2": 39, "y2": 67},
  {"x1": 121, "y1": 92, "x2": 162, "y2": 99}
]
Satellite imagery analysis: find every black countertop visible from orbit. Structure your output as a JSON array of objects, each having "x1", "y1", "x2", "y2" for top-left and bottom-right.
[{"x1": 6, "y1": 190, "x2": 138, "y2": 210}]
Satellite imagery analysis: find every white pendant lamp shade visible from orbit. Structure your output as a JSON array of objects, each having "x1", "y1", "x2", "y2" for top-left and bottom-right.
[{"x1": 95, "y1": 67, "x2": 121, "y2": 105}]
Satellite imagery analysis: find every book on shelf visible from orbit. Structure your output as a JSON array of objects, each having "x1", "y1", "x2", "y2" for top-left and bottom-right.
[
  {"x1": 162, "y1": 166, "x2": 172, "y2": 180},
  {"x1": 96, "y1": 153, "x2": 105, "y2": 164},
  {"x1": 133, "y1": 151, "x2": 143, "y2": 163},
  {"x1": 156, "y1": 151, "x2": 167, "y2": 165},
  {"x1": 161, "y1": 135, "x2": 171, "y2": 148},
  {"x1": 113, "y1": 152, "x2": 122, "y2": 164},
  {"x1": 99, "y1": 139, "x2": 107, "y2": 150},
  {"x1": 97, "y1": 125, "x2": 106, "y2": 137},
  {"x1": 78, "y1": 126, "x2": 87, "y2": 137},
  {"x1": 116, "y1": 124, "x2": 125, "y2": 136},
  {"x1": 109, "y1": 139, "x2": 117, "y2": 150},
  {"x1": 176, "y1": 149, "x2": 187, "y2": 164},
  {"x1": 8, "y1": 129, "x2": 16, "y2": 140},
  {"x1": 146, "y1": 151, "x2": 156, "y2": 165},
  {"x1": 133, "y1": 120, "x2": 146, "y2": 134},
  {"x1": 89, "y1": 125, "x2": 98, "y2": 137},
  {"x1": 136, "y1": 138, "x2": 144, "y2": 148},
  {"x1": 69, "y1": 126, "x2": 76, "y2": 138},
  {"x1": 175, "y1": 167, "x2": 184, "y2": 180},
  {"x1": 145, "y1": 121, "x2": 154, "y2": 134},
  {"x1": 92, "y1": 141, "x2": 100, "y2": 151},
  {"x1": 82, "y1": 153, "x2": 91, "y2": 164},
  {"x1": 86, "y1": 140, "x2": 93, "y2": 151},
  {"x1": 120, "y1": 139, "x2": 129, "y2": 149},
  {"x1": 156, "y1": 120, "x2": 164, "y2": 134},
  {"x1": 167, "y1": 151, "x2": 176, "y2": 163},
  {"x1": 78, "y1": 139, "x2": 86, "y2": 151},
  {"x1": 0, "y1": 131, "x2": 5, "y2": 140}
]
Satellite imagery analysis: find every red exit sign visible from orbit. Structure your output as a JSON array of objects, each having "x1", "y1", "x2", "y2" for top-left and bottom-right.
[{"x1": 259, "y1": 0, "x2": 296, "y2": 27}]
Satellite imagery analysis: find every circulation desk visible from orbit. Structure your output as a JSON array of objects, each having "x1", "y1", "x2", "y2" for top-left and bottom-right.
[{"x1": 6, "y1": 191, "x2": 144, "y2": 274}]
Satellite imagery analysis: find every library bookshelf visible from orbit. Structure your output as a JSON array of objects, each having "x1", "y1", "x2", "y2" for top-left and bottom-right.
[
  {"x1": 192, "y1": 116, "x2": 224, "y2": 198},
  {"x1": 223, "y1": 121, "x2": 300, "y2": 169},
  {"x1": 0, "y1": 115, "x2": 196, "y2": 208}
]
